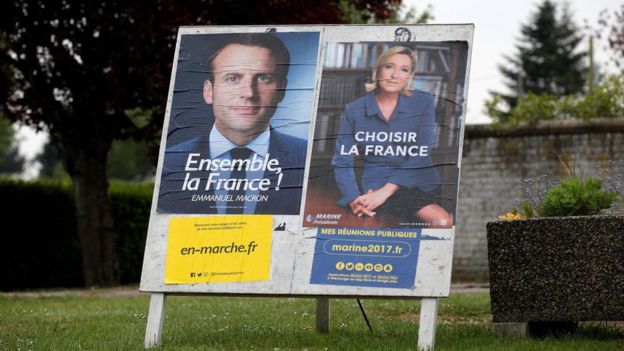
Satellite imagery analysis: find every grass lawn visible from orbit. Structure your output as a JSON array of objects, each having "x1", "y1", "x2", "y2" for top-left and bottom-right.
[{"x1": 0, "y1": 289, "x2": 622, "y2": 350}]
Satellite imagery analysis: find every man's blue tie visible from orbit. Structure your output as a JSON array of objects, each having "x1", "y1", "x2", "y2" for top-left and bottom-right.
[{"x1": 227, "y1": 147, "x2": 252, "y2": 214}]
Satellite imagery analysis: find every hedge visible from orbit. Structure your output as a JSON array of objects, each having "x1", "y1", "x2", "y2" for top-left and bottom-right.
[{"x1": 0, "y1": 179, "x2": 153, "y2": 291}]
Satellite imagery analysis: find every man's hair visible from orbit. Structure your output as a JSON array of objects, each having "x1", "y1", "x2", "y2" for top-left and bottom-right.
[{"x1": 207, "y1": 33, "x2": 291, "y2": 83}]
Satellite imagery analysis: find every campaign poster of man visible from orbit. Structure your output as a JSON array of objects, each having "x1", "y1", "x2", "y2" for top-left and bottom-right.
[
  {"x1": 303, "y1": 40, "x2": 469, "y2": 229},
  {"x1": 157, "y1": 31, "x2": 320, "y2": 215}
]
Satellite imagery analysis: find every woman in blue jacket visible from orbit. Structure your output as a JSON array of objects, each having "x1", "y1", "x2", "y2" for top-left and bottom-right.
[{"x1": 332, "y1": 46, "x2": 452, "y2": 227}]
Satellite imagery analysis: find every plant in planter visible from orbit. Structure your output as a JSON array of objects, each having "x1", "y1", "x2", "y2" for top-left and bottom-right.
[{"x1": 487, "y1": 175, "x2": 624, "y2": 337}]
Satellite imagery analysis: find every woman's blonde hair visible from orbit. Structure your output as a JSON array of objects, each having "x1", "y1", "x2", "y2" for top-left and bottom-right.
[{"x1": 364, "y1": 46, "x2": 417, "y2": 95}]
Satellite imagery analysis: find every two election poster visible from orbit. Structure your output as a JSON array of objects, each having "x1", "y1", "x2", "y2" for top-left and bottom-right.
[{"x1": 140, "y1": 25, "x2": 473, "y2": 298}]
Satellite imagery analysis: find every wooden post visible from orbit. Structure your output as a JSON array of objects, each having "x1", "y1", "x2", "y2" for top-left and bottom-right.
[
  {"x1": 418, "y1": 298, "x2": 439, "y2": 351},
  {"x1": 145, "y1": 293, "x2": 167, "y2": 348},
  {"x1": 315, "y1": 297, "x2": 330, "y2": 333}
]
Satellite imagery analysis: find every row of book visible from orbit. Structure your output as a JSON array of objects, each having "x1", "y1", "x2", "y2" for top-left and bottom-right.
[
  {"x1": 318, "y1": 75, "x2": 444, "y2": 109},
  {"x1": 323, "y1": 42, "x2": 379, "y2": 69},
  {"x1": 323, "y1": 42, "x2": 450, "y2": 73},
  {"x1": 318, "y1": 77, "x2": 365, "y2": 107}
]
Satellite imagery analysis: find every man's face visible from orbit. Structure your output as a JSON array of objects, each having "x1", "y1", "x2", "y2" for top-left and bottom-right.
[{"x1": 204, "y1": 44, "x2": 287, "y2": 144}]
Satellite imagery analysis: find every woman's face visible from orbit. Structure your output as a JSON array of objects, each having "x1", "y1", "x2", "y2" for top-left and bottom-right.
[{"x1": 377, "y1": 53, "x2": 413, "y2": 94}]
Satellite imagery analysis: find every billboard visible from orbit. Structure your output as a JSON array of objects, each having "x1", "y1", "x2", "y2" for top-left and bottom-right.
[{"x1": 140, "y1": 25, "x2": 473, "y2": 297}]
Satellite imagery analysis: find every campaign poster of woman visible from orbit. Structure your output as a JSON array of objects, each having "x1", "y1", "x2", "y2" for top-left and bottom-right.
[{"x1": 303, "y1": 41, "x2": 469, "y2": 229}]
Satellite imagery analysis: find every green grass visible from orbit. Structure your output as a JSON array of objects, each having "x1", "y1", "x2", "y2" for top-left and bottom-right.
[{"x1": 0, "y1": 291, "x2": 622, "y2": 350}]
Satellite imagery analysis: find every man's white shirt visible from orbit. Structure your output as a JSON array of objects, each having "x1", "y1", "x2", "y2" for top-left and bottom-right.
[{"x1": 209, "y1": 126, "x2": 270, "y2": 214}]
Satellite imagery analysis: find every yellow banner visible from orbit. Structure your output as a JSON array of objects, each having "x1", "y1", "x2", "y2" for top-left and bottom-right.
[{"x1": 165, "y1": 215, "x2": 272, "y2": 284}]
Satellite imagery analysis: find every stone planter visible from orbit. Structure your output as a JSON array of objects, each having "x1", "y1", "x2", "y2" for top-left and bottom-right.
[{"x1": 486, "y1": 215, "x2": 624, "y2": 336}]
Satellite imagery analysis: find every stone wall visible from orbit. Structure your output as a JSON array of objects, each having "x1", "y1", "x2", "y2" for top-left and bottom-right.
[{"x1": 454, "y1": 118, "x2": 624, "y2": 280}]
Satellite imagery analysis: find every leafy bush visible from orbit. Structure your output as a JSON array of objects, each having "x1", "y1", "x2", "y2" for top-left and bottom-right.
[
  {"x1": 0, "y1": 179, "x2": 154, "y2": 290},
  {"x1": 541, "y1": 176, "x2": 618, "y2": 217},
  {"x1": 499, "y1": 174, "x2": 621, "y2": 220},
  {"x1": 109, "y1": 181, "x2": 153, "y2": 284},
  {"x1": 0, "y1": 179, "x2": 82, "y2": 290},
  {"x1": 509, "y1": 93, "x2": 560, "y2": 125},
  {"x1": 487, "y1": 76, "x2": 624, "y2": 126}
]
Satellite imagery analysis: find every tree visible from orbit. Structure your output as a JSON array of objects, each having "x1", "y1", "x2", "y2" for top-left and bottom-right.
[
  {"x1": 339, "y1": 0, "x2": 433, "y2": 24},
  {"x1": 598, "y1": 4, "x2": 624, "y2": 72},
  {"x1": 0, "y1": 0, "x2": 403, "y2": 286},
  {"x1": 0, "y1": 37, "x2": 24, "y2": 176},
  {"x1": 495, "y1": 0, "x2": 587, "y2": 111},
  {"x1": 38, "y1": 136, "x2": 155, "y2": 181}
]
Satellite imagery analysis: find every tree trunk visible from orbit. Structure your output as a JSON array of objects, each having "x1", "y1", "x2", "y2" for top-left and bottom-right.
[{"x1": 70, "y1": 149, "x2": 118, "y2": 286}]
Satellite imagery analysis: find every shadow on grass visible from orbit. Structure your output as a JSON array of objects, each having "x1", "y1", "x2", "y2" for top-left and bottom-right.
[{"x1": 575, "y1": 323, "x2": 624, "y2": 341}]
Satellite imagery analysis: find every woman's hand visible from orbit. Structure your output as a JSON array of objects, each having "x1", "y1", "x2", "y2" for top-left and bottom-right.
[
  {"x1": 357, "y1": 189, "x2": 389, "y2": 212},
  {"x1": 349, "y1": 198, "x2": 376, "y2": 217},
  {"x1": 349, "y1": 183, "x2": 399, "y2": 217}
]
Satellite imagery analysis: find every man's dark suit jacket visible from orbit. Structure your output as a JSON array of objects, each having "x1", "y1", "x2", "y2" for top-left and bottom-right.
[{"x1": 157, "y1": 129, "x2": 307, "y2": 215}]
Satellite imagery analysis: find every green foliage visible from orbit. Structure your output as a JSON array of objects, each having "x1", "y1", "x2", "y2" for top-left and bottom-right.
[
  {"x1": 338, "y1": 0, "x2": 432, "y2": 24},
  {"x1": 399, "y1": 3, "x2": 434, "y2": 24},
  {"x1": 487, "y1": 76, "x2": 624, "y2": 126},
  {"x1": 0, "y1": 179, "x2": 154, "y2": 290},
  {"x1": 0, "y1": 179, "x2": 80, "y2": 290},
  {"x1": 574, "y1": 76, "x2": 624, "y2": 119},
  {"x1": 504, "y1": 168, "x2": 622, "y2": 220},
  {"x1": 509, "y1": 92, "x2": 560, "y2": 125},
  {"x1": 541, "y1": 176, "x2": 618, "y2": 217},
  {"x1": 109, "y1": 180, "x2": 154, "y2": 196},
  {"x1": 520, "y1": 200, "x2": 538, "y2": 218},
  {"x1": 0, "y1": 117, "x2": 12, "y2": 157},
  {"x1": 107, "y1": 139, "x2": 155, "y2": 181},
  {"x1": 109, "y1": 181, "x2": 153, "y2": 284},
  {"x1": 484, "y1": 94, "x2": 507, "y2": 124},
  {"x1": 125, "y1": 107, "x2": 153, "y2": 129}
]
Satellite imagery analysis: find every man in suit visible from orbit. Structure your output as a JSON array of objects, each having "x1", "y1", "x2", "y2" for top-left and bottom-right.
[{"x1": 157, "y1": 33, "x2": 307, "y2": 215}]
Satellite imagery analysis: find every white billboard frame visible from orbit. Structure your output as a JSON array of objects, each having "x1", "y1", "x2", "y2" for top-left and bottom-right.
[{"x1": 141, "y1": 24, "x2": 474, "y2": 350}]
